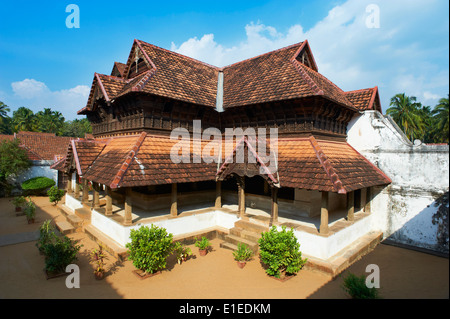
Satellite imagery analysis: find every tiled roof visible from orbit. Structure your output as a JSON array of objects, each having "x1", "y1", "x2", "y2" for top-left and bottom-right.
[
  {"x1": 79, "y1": 39, "x2": 363, "y2": 114},
  {"x1": 277, "y1": 136, "x2": 391, "y2": 193},
  {"x1": 79, "y1": 134, "x2": 218, "y2": 188},
  {"x1": 54, "y1": 134, "x2": 390, "y2": 193},
  {"x1": 345, "y1": 87, "x2": 382, "y2": 112},
  {"x1": 2, "y1": 132, "x2": 73, "y2": 161}
]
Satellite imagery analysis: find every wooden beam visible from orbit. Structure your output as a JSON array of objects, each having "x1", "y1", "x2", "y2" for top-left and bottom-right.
[
  {"x1": 237, "y1": 176, "x2": 245, "y2": 218},
  {"x1": 92, "y1": 182, "x2": 101, "y2": 210},
  {"x1": 364, "y1": 187, "x2": 372, "y2": 214},
  {"x1": 82, "y1": 179, "x2": 89, "y2": 204},
  {"x1": 320, "y1": 191, "x2": 329, "y2": 235}
]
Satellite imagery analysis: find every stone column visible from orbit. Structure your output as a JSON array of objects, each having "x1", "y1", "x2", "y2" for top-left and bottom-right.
[
  {"x1": 320, "y1": 191, "x2": 329, "y2": 235},
  {"x1": 237, "y1": 176, "x2": 245, "y2": 218},
  {"x1": 347, "y1": 191, "x2": 354, "y2": 222},
  {"x1": 271, "y1": 186, "x2": 279, "y2": 226},
  {"x1": 364, "y1": 187, "x2": 372, "y2": 214},
  {"x1": 82, "y1": 178, "x2": 89, "y2": 204},
  {"x1": 170, "y1": 183, "x2": 178, "y2": 217},
  {"x1": 92, "y1": 182, "x2": 100, "y2": 210},
  {"x1": 105, "y1": 186, "x2": 113, "y2": 216},
  {"x1": 124, "y1": 188, "x2": 133, "y2": 226},
  {"x1": 215, "y1": 181, "x2": 222, "y2": 208}
]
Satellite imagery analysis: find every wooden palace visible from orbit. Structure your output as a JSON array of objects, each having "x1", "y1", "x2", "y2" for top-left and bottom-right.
[{"x1": 52, "y1": 39, "x2": 391, "y2": 260}]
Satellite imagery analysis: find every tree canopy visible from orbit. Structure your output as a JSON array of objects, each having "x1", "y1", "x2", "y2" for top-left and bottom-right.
[{"x1": 0, "y1": 103, "x2": 92, "y2": 138}]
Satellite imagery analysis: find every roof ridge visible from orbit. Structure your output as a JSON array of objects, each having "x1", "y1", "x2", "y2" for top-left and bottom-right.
[
  {"x1": 308, "y1": 136, "x2": 346, "y2": 194},
  {"x1": 137, "y1": 39, "x2": 221, "y2": 71},
  {"x1": 290, "y1": 59, "x2": 324, "y2": 95},
  {"x1": 221, "y1": 42, "x2": 303, "y2": 70},
  {"x1": 110, "y1": 131, "x2": 147, "y2": 189},
  {"x1": 344, "y1": 86, "x2": 377, "y2": 94}
]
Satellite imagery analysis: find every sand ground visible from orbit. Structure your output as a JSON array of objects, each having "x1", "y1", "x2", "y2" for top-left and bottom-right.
[{"x1": 0, "y1": 196, "x2": 448, "y2": 299}]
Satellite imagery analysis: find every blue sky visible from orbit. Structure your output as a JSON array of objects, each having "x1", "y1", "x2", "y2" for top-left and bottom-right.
[{"x1": 0, "y1": 0, "x2": 448, "y2": 120}]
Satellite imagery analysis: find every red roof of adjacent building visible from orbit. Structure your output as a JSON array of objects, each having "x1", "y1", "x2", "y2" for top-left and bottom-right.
[{"x1": 0, "y1": 132, "x2": 73, "y2": 161}]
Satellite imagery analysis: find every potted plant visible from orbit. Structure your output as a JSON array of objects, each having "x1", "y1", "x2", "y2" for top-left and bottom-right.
[
  {"x1": 174, "y1": 242, "x2": 192, "y2": 264},
  {"x1": 195, "y1": 236, "x2": 210, "y2": 256},
  {"x1": 12, "y1": 196, "x2": 27, "y2": 213},
  {"x1": 24, "y1": 198, "x2": 36, "y2": 224},
  {"x1": 232, "y1": 243, "x2": 253, "y2": 268},
  {"x1": 89, "y1": 244, "x2": 108, "y2": 280}
]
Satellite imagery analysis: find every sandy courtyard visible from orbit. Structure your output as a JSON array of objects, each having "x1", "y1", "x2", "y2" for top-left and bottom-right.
[{"x1": 0, "y1": 196, "x2": 448, "y2": 300}]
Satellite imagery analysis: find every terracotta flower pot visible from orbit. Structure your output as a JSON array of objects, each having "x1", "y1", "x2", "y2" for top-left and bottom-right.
[
  {"x1": 15, "y1": 206, "x2": 21, "y2": 212},
  {"x1": 237, "y1": 261, "x2": 246, "y2": 269},
  {"x1": 94, "y1": 271, "x2": 105, "y2": 280},
  {"x1": 199, "y1": 249, "x2": 207, "y2": 256},
  {"x1": 27, "y1": 218, "x2": 35, "y2": 224}
]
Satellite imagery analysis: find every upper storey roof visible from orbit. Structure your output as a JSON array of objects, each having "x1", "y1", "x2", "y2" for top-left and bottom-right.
[{"x1": 78, "y1": 39, "x2": 381, "y2": 115}]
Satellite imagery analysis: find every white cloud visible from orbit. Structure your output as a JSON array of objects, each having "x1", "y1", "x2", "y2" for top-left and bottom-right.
[
  {"x1": 170, "y1": 0, "x2": 448, "y2": 112},
  {"x1": 10, "y1": 78, "x2": 89, "y2": 119}
]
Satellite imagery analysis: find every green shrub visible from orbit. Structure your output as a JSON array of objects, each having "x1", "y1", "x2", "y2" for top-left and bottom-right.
[
  {"x1": 232, "y1": 243, "x2": 253, "y2": 262},
  {"x1": 42, "y1": 235, "x2": 83, "y2": 274},
  {"x1": 21, "y1": 176, "x2": 55, "y2": 195},
  {"x1": 12, "y1": 195, "x2": 27, "y2": 208},
  {"x1": 126, "y1": 225, "x2": 175, "y2": 274},
  {"x1": 36, "y1": 219, "x2": 57, "y2": 254},
  {"x1": 47, "y1": 186, "x2": 65, "y2": 205},
  {"x1": 342, "y1": 272, "x2": 380, "y2": 299},
  {"x1": 258, "y1": 226, "x2": 307, "y2": 278}
]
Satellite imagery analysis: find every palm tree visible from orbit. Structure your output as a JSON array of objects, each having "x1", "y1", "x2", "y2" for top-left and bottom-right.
[
  {"x1": 386, "y1": 93, "x2": 425, "y2": 142},
  {"x1": 12, "y1": 106, "x2": 36, "y2": 132},
  {"x1": 0, "y1": 101, "x2": 11, "y2": 134},
  {"x1": 432, "y1": 95, "x2": 449, "y2": 143},
  {"x1": 35, "y1": 108, "x2": 65, "y2": 135}
]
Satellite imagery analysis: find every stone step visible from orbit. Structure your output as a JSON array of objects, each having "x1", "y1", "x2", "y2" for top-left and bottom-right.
[
  {"x1": 230, "y1": 227, "x2": 261, "y2": 243},
  {"x1": 66, "y1": 214, "x2": 83, "y2": 231},
  {"x1": 55, "y1": 220, "x2": 75, "y2": 235},
  {"x1": 219, "y1": 241, "x2": 238, "y2": 252},
  {"x1": 75, "y1": 206, "x2": 91, "y2": 221},
  {"x1": 224, "y1": 234, "x2": 259, "y2": 253},
  {"x1": 235, "y1": 219, "x2": 269, "y2": 234}
]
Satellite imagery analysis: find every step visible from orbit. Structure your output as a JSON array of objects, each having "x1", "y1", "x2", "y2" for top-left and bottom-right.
[
  {"x1": 224, "y1": 234, "x2": 259, "y2": 253},
  {"x1": 75, "y1": 206, "x2": 91, "y2": 221},
  {"x1": 219, "y1": 241, "x2": 238, "y2": 252},
  {"x1": 66, "y1": 214, "x2": 83, "y2": 231},
  {"x1": 230, "y1": 227, "x2": 261, "y2": 242},
  {"x1": 235, "y1": 219, "x2": 269, "y2": 234},
  {"x1": 55, "y1": 220, "x2": 75, "y2": 235}
]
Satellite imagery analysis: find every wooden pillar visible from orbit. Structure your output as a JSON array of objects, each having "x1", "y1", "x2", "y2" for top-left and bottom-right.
[
  {"x1": 263, "y1": 180, "x2": 269, "y2": 195},
  {"x1": 360, "y1": 188, "x2": 367, "y2": 212},
  {"x1": 271, "y1": 187, "x2": 279, "y2": 226},
  {"x1": 92, "y1": 182, "x2": 100, "y2": 209},
  {"x1": 66, "y1": 173, "x2": 72, "y2": 193},
  {"x1": 364, "y1": 187, "x2": 372, "y2": 214},
  {"x1": 347, "y1": 191, "x2": 354, "y2": 222},
  {"x1": 320, "y1": 191, "x2": 329, "y2": 235},
  {"x1": 170, "y1": 183, "x2": 177, "y2": 217},
  {"x1": 105, "y1": 186, "x2": 113, "y2": 216},
  {"x1": 74, "y1": 174, "x2": 80, "y2": 199},
  {"x1": 82, "y1": 178, "x2": 89, "y2": 204},
  {"x1": 215, "y1": 181, "x2": 222, "y2": 208},
  {"x1": 124, "y1": 188, "x2": 133, "y2": 226},
  {"x1": 237, "y1": 176, "x2": 245, "y2": 218}
]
